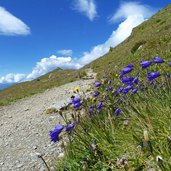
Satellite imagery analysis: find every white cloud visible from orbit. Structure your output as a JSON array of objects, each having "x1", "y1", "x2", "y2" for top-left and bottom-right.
[
  {"x1": 73, "y1": 0, "x2": 97, "y2": 21},
  {"x1": 57, "y1": 49, "x2": 73, "y2": 56},
  {"x1": 0, "y1": 55, "x2": 81, "y2": 83},
  {"x1": 0, "y1": 6, "x2": 30, "y2": 36},
  {"x1": 78, "y1": 2, "x2": 155, "y2": 65},
  {"x1": 109, "y1": 2, "x2": 154, "y2": 23},
  {"x1": 26, "y1": 55, "x2": 81, "y2": 80},
  {"x1": 0, "y1": 73, "x2": 26, "y2": 83}
]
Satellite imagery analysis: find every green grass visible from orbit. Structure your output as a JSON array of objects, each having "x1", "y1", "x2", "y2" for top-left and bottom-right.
[{"x1": 55, "y1": 54, "x2": 171, "y2": 170}]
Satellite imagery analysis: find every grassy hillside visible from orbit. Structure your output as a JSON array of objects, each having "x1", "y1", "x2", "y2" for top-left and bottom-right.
[
  {"x1": 0, "y1": 4, "x2": 171, "y2": 106},
  {"x1": 85, "y1": 4, "x2": 171, "y2": 77},
  {"x1": 0, "y1": 68, "x2": 83, "y2": 106},
  {"x1": 56, "y1": 56, "x2": 171, "y2": 170}
]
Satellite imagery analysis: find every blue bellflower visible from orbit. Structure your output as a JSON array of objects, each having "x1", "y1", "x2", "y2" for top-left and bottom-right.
[
  {"x1": 73, "y1": 102, "x2": 81, "y2": 108},
  {"x1": 50, "y1": 125, "x2": 64, "y2": 142},
  {"x1": 122, "y1": 67, "x2": 132, "y2": 75},
  {"x1": 72, "y1": 97, "x2": 81, "y2": 104},
  {"x1": 66, "y1": 122, "x2": 77, "y2": 132},
  {"x1": 94, "y1": 82, "x2": 101, "y2": 87},
  {"x1": 93, "y1": 91, "x2": 100, "y2": 97},
  {"x1": 122, "y1": 77, "x2": 134, "y2": 84},
  {"x1": 132, "y1": 88, "x2": 138, "y2": 94},
  {"x1": 140, "y1": 61, "x2": 152, "y2": 69},
  {"x1": 147, "y1": 72, "x2": 160, "y2": 81},
  {"x1": 127, "y1": 63, "x2": 133, "y2": 68},
  {"x1": 153, "y1": 56, "x2": 164, "y2": 63},
  {"x1": 123, "y1": 85, "x2": 132, "y2": 94},
  {"x1": 97, "y1": 102, "x2": 103, "y2": 109},
  {"x1": 114, "y1": 108, "x2": 121, "y2": 116},
  {"x1": 168, "y1": 62, "x2": 171, "y2": 67}
]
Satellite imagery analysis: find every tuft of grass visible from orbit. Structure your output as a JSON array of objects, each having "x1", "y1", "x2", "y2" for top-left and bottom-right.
[{"x1": 46, "y1": 107, "x2": 57, "y2": 114}]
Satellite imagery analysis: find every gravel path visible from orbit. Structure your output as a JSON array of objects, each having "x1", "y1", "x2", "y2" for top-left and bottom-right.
[{"x1": 0, "y1": 69, "x2": 96, "y2": 171}]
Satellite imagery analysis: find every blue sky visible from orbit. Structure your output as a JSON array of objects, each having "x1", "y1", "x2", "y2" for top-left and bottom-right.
[{"x1": 0, "y1": 0, "x2": 170, "y2": 83}]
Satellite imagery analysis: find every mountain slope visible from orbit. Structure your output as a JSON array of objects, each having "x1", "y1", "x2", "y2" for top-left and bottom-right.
[
  {"x1": 85, "y1": 4, "x2": 171, "y2": 77},
  {"x1": 0, "y1": 68, "x2": 80, "y2": 105}
]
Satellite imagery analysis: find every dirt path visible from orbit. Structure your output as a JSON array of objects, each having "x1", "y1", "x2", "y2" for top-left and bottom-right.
[{"x1": 0, "y1": 69, "x2": 96, "y2": 171}]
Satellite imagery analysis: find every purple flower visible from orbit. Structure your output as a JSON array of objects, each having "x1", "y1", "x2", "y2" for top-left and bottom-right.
[
  {"x1": 97, "y1": 102, "x2": 103, "y2": 109},
  {"x1": 168, "y1": 62, "x2": 171, "y2": 67},
  {"x1": 89, "y1": 108, "x2": 94, "y2": 114},
  {"x1": 93, "y1": 91, "x2": 100, "y2": 97},
  {"x1": 140, "y1": 61, "x2": 152, "y2": 69},
  {"x1": 89, "y1": 105, "x2": 95, "y2": 114},
  {"x1": 123, "y1": 85, "x2": 132, "y2": 94},
  {"x1": 90, "y1": 142, "x2": 96, "y2": 152},
  {"x1": 114, "y1": 108, "x2": 121, "y2": 116},
  {"x1": 108, "y1": 80, "x2": 112, "y2": 86},
  {"x1": 122, "y1": 76, "x2": 134, "y2": 84},
  {"x1": 133, "y1": 77, "x2": 139, "y2": 84},
  {"x1": 127, "y1": 64, "x2": 133, "y2": 68},
  {"x1": 97, "y1": 109, "x2": 101, "y2": 114},
  {"x1": 119, "y1": 74, "x2": 123, "y2": 79},
  {"x1": 50, "y1": 125, "x2": 64, "y2": 142},
  {"x1": 153, "y1": 84, "x2": 157, "y2": 89},
  {"x1": 132, "y1": 88, "x2": 138, "y2": 94},
  {"x1": 122, "y1": 67, "x2": 132, "y2": 75},
  {"x1": 73, "y1": 102, "x2": 81, "y2": 108},
  {"x1": 66, "y1": 122, "x2": 77, "y2": 132},
  {"x1": 116, "y1": 87, "x2": 123, "y2": 94},
  {"x1": 153, "y1": 56, "x2": 164, "y2": 63},
  {"x1": 106, "y1": 87, "x2": 113, "y2": 92},
  {"x1": 147, "y1": 72, "x2": 160, "y2": 81},
  {"x1": 72, "y1": 97, "x2": 81, "y2": 104},
  {"x1": 94, "y1": 82, "x2": 101, "y2": 87}
]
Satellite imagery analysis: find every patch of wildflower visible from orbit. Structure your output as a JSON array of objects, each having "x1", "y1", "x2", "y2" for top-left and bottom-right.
[{"x1": 50, "y1": 55, "x2": 171, "y2": 170}]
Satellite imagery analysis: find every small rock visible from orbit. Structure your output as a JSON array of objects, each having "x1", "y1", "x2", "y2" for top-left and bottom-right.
[
  {"x1": 24, "y1": 108, "x2": 29, "y2": 111},
  {"x1": 36, "y1": 153, "x2": 42, "y2": 158},
  {"x1": 7, "y1": 133, "x2": 11, "y2": 137},
  {"x1": 5, "y1": 143, "x2": 9, "y2": 146},
  {"x1": 58, "y1": 153, "x2": 64, "y2": 158},
  {"x1": 16, "y1": 164, "x2": 23, "y2": 168},
  {"x1": 39, "y1": 166, "x2": 46, "y2": 171},
  {"x1": 50, "y1": 166, "x2": 55, "y2": 171},
  {"x1": 33, "y1": 145, "x2": 37, "y2": 150},
  {"x1": 147, "y1": 168, "x2": 156, "y2": 171},
  {"x1": 0, "y1": 162, "x2": 4, "y2": 165},
  {"x1": 8, "y1": 116, "x2": 12, "y2": 118}
]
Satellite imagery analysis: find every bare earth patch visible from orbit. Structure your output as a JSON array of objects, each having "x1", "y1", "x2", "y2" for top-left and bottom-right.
[{"x1": 0, "y1": 69, "x2": 96, "y2": 171}]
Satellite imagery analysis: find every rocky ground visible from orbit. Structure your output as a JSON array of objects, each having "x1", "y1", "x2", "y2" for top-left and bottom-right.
[{"x1": 0, "y1": 69, "x2": 96, "y2": 171}]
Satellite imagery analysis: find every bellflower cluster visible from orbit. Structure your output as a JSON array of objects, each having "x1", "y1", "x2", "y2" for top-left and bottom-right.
[{"x1": 49, "y1": 55, "x2": 171, "y2": 145}]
